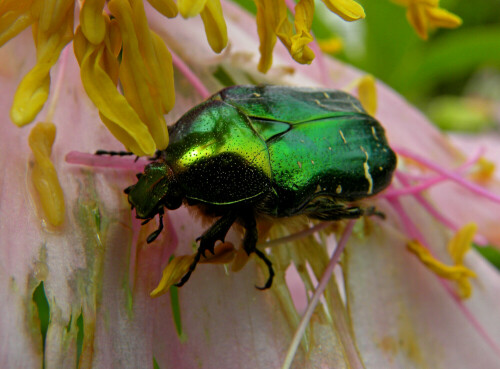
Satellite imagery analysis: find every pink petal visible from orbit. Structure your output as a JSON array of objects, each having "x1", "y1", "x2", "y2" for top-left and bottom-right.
[{"x1": 345, "y1": 218, "x2": 500, "y2": 367}]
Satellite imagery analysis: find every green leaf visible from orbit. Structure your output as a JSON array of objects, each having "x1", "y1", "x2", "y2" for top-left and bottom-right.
[{"x1": 391, "y1": 26, "x2": 500, "y2": 99}]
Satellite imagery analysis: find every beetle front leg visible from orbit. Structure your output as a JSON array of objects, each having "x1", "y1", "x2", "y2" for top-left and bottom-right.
[
  {"x1": 175, "y1": 211, "x2": 238, "y2": 287},
  {"x1": 240, "y1": 212, "x2": 275, "y2": 290}
]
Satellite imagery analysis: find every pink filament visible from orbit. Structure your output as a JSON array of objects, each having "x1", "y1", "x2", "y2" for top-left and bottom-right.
[
  {"x1": 170, "y1": 49, "x2": 211, "y2": 99},
  {"x1": 382, "y1": 147, "x2": 484, "y2": 198},
  {"x1": 394, "y1": 147, "x2": 500, "y2": 204},
  {"x1": 394, "y1": 172, "x2": 489, "y2": 246},
  {"x1": 65, "y1": 151, "x2": 147, "y2": 172},
  {"x1": 388, "y1": 199, "x2": 500, "y2": 357}
]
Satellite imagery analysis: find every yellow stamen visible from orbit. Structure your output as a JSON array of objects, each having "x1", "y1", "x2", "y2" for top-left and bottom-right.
[
  {"x1": 407, "y1": 225, "x2": 477, "y2": 299},
  {"x1": 470, "y1": 158, "x2": 495, "y2": 183},
  {"x1": 425, "y1": 6, "x2": 462, "y2": 29},
  {"x1": 199, "y1": 0, "x2": 228, "y2": 53},
  {"x1": 447, "y1": 223, "x2": 476, "y2": 265},
  {"x1": 146, "y1": 0, "x2": 178, "y2": 18},
  {"x1": 109, "y1": 0, "x2": 170, "y2": 150},
  {"x1": 80, "y1": 0, "x2": 107, "y2": 45},
  {"x1": 199, "y1": 242, "x2": 236, "y2": 264},
  {"x1": 255, "y1": 0, "x2": 280, "y2": 73},
  {"x1": 178, "y1": 0, "x2": 206, "y2": 18},
  {"x1": 28, "y1": 122, "x2": 65, "y2": 226},
  {"x1": 74, "y1": 24, "x2": 157, "y2": 156},
  {"x1": 151, "y1": 242, "x2": 236, "y2": 297},
  {"x1": 10, "y1": 2, "x2": 73, "y2": 126},
  {"x1": 129, "y1": 0, "x2": 176, "y2": 115},
  {"x1": 343, "y1": 74, "x2": 378, "y2": 116},
  {"x1": 151, "y1": 255, "x2": 196, "y2": 297},
  {"x1": 406, "y1": 1, "x2": 428, "y2": 40},
  {"x1": 289, "y1": 0, "x2": 315, "y2": 64},
  {"x1": 317, "y1": 37, "x2": 343, "y2": 54},
  {"x1": 0, "y1": 0, "x2": 36, "y2": 47},
  {"x1": 38, "y1": 0, "x2": 74, "y2": 34},
  {"x1": 395, "y1": 0, "x2": 462, "y2": 40},
  {"x1": 321, "y1": 0, "x2": 365, "y2": 22},
  {"x1": 357, "y1": 74, "x2": 377, "y2": 116},
  {"x1": 231, "y1": 247, "x2": 251, "y2": 272}
]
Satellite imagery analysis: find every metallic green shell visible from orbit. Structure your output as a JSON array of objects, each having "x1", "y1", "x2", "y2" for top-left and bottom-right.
[
  {"x1": 164, "y1": 85, "x2": 396, "y2": 215},
  {"x1": 165, "y1": 100, "x2": 274, "y2": 205}
]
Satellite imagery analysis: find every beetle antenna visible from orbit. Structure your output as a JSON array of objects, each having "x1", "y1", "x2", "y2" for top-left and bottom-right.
[
  {"x1": 95, "y1": 150, "x2": 134, "y2": 156},
  {"x1": 253, "y1": 248, "x2": 275, "y2": 290},
  {"x1": 146, "y1": 210, "x2": 164, "y2": 243}
]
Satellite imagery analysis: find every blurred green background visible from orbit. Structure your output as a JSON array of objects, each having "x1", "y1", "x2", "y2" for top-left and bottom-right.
[{"x1": 233, "y1": 0, "x2": 500, "y2": 133}]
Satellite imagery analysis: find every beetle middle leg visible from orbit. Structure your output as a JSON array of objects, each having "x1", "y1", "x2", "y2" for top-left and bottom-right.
[
  {"x1": 175, "y1": 210, "x2": 238, "y2": 287},
  {"x1": 240, "y1": 212, "x2": 274, "y2": 290},
  {"x1": 302, "y1": 197, "x2": 381, "y2": 221}
]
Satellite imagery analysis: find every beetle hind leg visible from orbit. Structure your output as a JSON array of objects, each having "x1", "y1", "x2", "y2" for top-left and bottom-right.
[
  {"x1": 240, "y1": 212, "x2": 274, "y2": 290},
  {"x1": 253, "y1": 249, "x2": 275, "y2": 290},
  {"x1": 175, "y1": 211, "x2": 238, "y2": 287}
]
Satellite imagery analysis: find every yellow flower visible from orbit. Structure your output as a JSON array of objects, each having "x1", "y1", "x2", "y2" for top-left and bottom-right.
[
  {"x1": 255, "y1": 0, "x2": 365, "y2": 73},
  {"x1": 28, "y1": 122, "x2": 65, "y2": 226},
  {"x1": 393, "y1": 0, "x2": 462, "y2": 40},
  {"x1": 0, "y1": 0, "x2": 370, "y2": 152}
]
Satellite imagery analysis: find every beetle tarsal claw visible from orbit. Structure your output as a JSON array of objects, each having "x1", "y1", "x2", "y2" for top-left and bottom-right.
[
  {"x1": 365, "y1": 206, "x2": 385, "y2": 219},
  {"x1": 175, "y1": 250, "x2": 202, "y2": 287},
  {"x1": 253, "y1": 248, "x2": 274, "y2": 290},
  {"x1": 146, "y1": 211, "x2": 164, "y2": 244}
]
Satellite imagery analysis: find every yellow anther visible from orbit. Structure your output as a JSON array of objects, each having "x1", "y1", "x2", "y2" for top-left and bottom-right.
[
  {"x1": 357, "y1": 75, "x2": 377, "y2": 116},
  {"x1": 407, "y1": 237, "x2": 476, "y2": 299},
  {"x1": 289, "y1": 0, "x2": 315, "y2": 64},
  {"x1": 393, "y1": 0, "x2": 462, "y2": 40},
  {"x1": 317, "y1": 37, "x2": 343, "y2": 54},
  {"x1": 199, "y1": 242, "x2": 236, "y2": 264},
  {"x1": 109, "y1": 0, "x2": 170, "y2": 150},
  {"x1": 10, "y1": 2, "x2": 73, "y2": 126},
  {"x1": 74, "y1": 25, "x2": 157, "y2": 156},
  {"x1": 0, "y1": 0, "x2": 36, "y2": 47},
  {"x1": 254, "y1": 0, "x2": 281, "y2": 73},
  {"x1": 425, "y1": 6, "x2": 462, "y2": 29},
  {"x1": 231, "y1": 247, "x2": 251, "y2": 272},
  {"x1": 178, "y1": 0, "x2": 207, "y2": 18},
  {"x1": 321, "y1": 0, "x2": 365, "y2": 22},
  {"x1": 470, "y1": 158, "x2": 495, "y2": 183},
  {"x1": 343, "y1": 74, "x2": 378, "y2": 116},
  {"x1": 151, "y1": 255, "x2": 196, "y2": 297},
  {"x1": 28, "y1": 122, "x2": 65, "y2": 226},
  {"x1": 256, "y1": 0, "x2": 317, "y2": 72},
  {"x1": 146, "y1": 0, "x2": 178, "y2": 18},
  {"x1": 199, "y1": 0, "x2": 228, "y2": 54},
  {"x1": 80, "y1": 0, "x2": 107, "y2": 45},
  {"x1": 447, "y1": 223, "x2": 476, "y2": 265},
  {"x1": 151, "y1": 242, "x2": 236, "y2": 297},
  {"x1": 38, "y1": 0, "x2": 73, "y2": 33}
]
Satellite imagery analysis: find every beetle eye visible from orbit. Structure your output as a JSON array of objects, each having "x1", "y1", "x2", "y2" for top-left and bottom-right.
[
  {"x1": 124, "y1": 186, "x2": 132, "y2": 194},
  {"x1": 136, "y1": 173, "x2": 143, "y2": 179}
]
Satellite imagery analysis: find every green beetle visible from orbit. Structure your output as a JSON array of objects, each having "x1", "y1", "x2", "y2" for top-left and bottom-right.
[{"x1": 124, "y1": 85, "x2": 397, "y2": 289}]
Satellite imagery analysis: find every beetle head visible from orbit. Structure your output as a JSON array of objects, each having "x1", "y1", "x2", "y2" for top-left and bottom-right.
[{"x1": 124, "y1": 161, "x2": 182, "y2": 220}]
